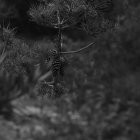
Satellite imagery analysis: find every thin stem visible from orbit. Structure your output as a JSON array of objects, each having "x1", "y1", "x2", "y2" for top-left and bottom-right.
[
  {"x1": 0, "y1": 53, "x2": 6, "y2": 64},
  {"x1": 1, "y1": 41, "x2": 8, "y2": 55},
  {"x1": 61, "y1": 42, "x2": 95, "y2": 54},
  {"x1": 1, "y1": 47, "x2": 6, "y2": 55},
  {"x1": 38, "y1": 71, "x2": 52, "y2": 82},
  {"x1": 57, "y1": 7, "x2": 62, "y2": 52}
]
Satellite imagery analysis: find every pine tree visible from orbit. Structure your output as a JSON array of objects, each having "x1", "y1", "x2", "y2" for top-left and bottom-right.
[{"x1": 28, "y1": 0, "x2": 114, "y2": 96}]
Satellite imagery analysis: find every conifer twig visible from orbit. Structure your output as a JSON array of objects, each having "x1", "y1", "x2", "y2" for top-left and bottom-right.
[{"x1": 61, "y1": 42, "x2": 95, "y2": 54}]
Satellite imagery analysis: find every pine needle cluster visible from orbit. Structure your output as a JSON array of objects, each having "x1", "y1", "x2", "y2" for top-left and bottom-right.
[{"x1": 29, "y1": 0, "x2": 98, "y2": 29}]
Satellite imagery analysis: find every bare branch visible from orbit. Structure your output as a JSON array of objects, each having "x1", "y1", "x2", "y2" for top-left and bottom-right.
[
  {"x1": 38, "y1": 71, "x2": 52, "y2": 82},
  {"x1": 61, "y1": 42, "x2": 95, "y2": 54}
]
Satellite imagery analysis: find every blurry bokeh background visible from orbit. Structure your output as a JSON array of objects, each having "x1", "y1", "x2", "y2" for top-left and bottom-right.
[{"x1": 0, "y1": 0, "x2": 140, "y2": 140}]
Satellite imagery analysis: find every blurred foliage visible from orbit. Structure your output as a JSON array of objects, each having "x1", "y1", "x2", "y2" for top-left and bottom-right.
[
  {"x1": 0, "y1": 25, "x2": 55, "y2": 118},
  {"x1": 0, "y1": 0, "x2": 140, "y2": 140},
  {"x1": 39, "y1": 3, "x2": 140, "y2": 140},
  {"x1": 0, "y1": 0, "x2": 37, "y2": 21}
]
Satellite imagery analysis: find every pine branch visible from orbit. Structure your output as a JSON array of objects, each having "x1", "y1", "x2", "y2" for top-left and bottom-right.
[
  {"x1": 61, "y1": 42, "x2": 95, "y2": 54},
  {"x1": 34, "y1": 42, "x2": 95, "y2": 68}
]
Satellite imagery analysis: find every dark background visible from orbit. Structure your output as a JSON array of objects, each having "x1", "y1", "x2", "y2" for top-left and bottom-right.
[{"x1": 0, "y1": 0, "x2": 140, "y2": 140}]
